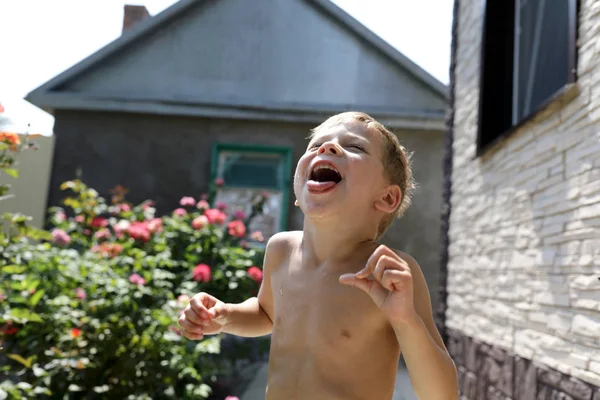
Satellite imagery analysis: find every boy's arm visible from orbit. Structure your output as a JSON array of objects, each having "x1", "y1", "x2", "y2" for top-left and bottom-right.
[
  {"x1": 339, "y1": 246, "x2": 458, "y2": 400},
  {"x1": 219, "y1": 233, "x2": 285, "y2": 337},
  {"x1": 180, "y1": 232, "x2": 287, "y2": 339},
  {"x1": 216, "y1": 232, "x2": 289, "y2": 337},
  {"x1": 393, "y1": 252, "x2": 458, "y2": 400}
]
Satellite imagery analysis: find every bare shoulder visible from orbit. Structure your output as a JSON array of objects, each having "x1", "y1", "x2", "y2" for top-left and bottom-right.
[{"x1": 264, "y1": 231, "x2": 302, "y2": 266}]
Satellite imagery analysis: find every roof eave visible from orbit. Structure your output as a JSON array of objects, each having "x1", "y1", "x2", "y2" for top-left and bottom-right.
[{"x1": 25, "y1": 93, "x2": 446, "y2": 131}]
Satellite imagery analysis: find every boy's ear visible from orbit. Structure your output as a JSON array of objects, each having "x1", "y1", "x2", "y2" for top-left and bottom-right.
[{"x1": 374, "y1": 185, "x2": 401, "y2": 214}]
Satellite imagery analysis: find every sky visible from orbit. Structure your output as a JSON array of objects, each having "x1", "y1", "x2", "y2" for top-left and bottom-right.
[{"x1": 0, "y1": 0, "x2": 454, "y2": 135}]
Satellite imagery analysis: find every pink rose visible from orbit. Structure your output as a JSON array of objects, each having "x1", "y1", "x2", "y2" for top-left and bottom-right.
[
  {"x1": 247, "y1": 266, "x2": 263, "y2": 283},
  {"x1": 119, "y1": 203, "x2": 131, "y2": 212},
  {"x1": 180, "y1": 196, "x2": 196, "y2": 207},
  {"x1": 74, "y1": 215, "x2": 85, "y2": 223},
  {"x1": 141, "y1": 200, "x2": 155, "y2": 210},
  {"x1": 51, "y1": 229, "x2": 71, "y2": 246},
  {"x1": 192, "y1": 215, "x2": 209, "y2": 230},
  {"x1": 215, "y1": 201, "x2": 227, "y2": 211},
  {"x1": 128, "y1": 222, "x2": 151, "y2": 242},
  {"x1": 113, "y1": 219, "x2": 131, "y2": 238},
  {"x1": 173, "y1": 208, "x2": 187, "y2": 217},
  {"x1": 129, "y1": 273, "x2": 146, "y2": 286},
  {"x1": 250, "y1": 231, "x2": 264, "y2": 242},
  {"x1": 94, "y1": 229, "x2": 110, "y2": 240},
  {"x1": 232, "y1": 210, "x2": 245, "y2": 220},
  {"x1": 74, "y1": 288, "x2": 86, "y2": 300},
  {"x1": 214, "y1": 178, "x2": 225, "y2": 186},
  {"x1": 225, "y1": 397, "x2": 240, "y2": 400},
  {"x1": 192, "y1": 264, "x2": 211, "y2": 283},
  {"x1": 227, "y1": 220, "x2": 246, "y2": 238},
  {"x1": 204, "y1": 209, "x2": 226, "y2": 225},
  {"x1": 177, "y1": 294, "x2": 191, "y2": 304},
  {"x1": 54, "y1": 211, "x2": 67, "y2": 223},
  {"x1": 147, "y1": 218, "x2": 163, "y2": 233},
  {"x1": 196, "y1": 200, "x2": 209, "y2": 210}
]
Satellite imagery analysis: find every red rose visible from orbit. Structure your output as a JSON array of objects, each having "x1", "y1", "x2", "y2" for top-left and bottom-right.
[
  {"x1": 192, "y1": 264, "x2": 211, "y2": 282},
  {"x1": 91, "y1": 217, "x2": 108, "y2": 228},
  {"x1": 247, "y1": 266, "x2": 263, "y2": 283}
]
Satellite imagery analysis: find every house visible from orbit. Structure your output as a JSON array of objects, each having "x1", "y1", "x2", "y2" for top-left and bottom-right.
[
  {"x1": 443, "y1": 0, "x2": 600, "y2": 398},
  {"x1": 26, "y1": 0, "x2": 447, "y2": 322}
]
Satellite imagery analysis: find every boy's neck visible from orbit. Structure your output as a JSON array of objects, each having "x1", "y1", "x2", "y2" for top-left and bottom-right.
[{"x1": 301, "y1": 215, "x2": 379, "y2": 265}]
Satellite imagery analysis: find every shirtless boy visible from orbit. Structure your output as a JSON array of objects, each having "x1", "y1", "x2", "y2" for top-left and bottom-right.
[{"x1": 178, "y1": 112, "x2": 458, "y2": 399}]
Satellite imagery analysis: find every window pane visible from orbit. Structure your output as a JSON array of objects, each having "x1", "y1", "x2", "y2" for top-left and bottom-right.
[
  {"x1": 218, "y1": 152, "x2": 281, "y2": 189},
  {"x1": 213, "y1": 187, "x2": 282, "y2": 240},
  {"x1": 515, "y1": 0, "x2": 571, "y2": 122}
]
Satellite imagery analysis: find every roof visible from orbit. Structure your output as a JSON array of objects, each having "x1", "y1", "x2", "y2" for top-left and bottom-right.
[{"x1": 26, "y1": 0, "x2": 448, "y2": 129}]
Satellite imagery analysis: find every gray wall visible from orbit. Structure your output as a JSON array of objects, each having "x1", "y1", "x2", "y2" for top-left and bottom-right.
[
  {"x1": 50, "y1": 110, "x2": 443, "y2": 313},
  {"x1": 63, "y1": 0, "x2": 445, "y2": 112}
]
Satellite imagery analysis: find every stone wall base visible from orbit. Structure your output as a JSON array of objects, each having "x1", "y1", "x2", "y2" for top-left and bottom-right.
[{"x1": 447, "y1": 329, "x2": 600, "y2": 400}]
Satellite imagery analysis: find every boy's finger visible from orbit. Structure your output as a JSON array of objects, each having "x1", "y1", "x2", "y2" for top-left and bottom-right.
[
  {"x1": 358, "y1": 245, "x2": 398, "y2": 278},
  {"x1": 190, "y1": 297, "x2": 211, "y2": 319},
  {"x1": 183, "y1": 331, "x2": 204, "y2": 341},
  {"x1": 208, "y1": 304, "x2": 228, "y2": 321},
  {"x1": 183, "y1": 308, "x2": 209, "y2": 326},
  {"x1": 179, "y1": 316, "x2": 205, "y2": 334},
  {"x1": 339, "y1": 273, "x2": 371, "y2": 293}
]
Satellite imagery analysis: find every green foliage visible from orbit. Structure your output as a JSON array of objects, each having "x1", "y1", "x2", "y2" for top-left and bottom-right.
[{"x1": 0, "y1": 179, "x2": 268, "y2": 399}]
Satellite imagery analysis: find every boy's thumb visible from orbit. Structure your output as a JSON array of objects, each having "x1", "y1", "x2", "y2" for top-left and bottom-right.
[{"x1": 208, "y1": 304, "x2": 228, "y2": 320}]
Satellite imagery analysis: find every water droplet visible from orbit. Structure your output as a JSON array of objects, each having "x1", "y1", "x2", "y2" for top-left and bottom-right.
[{"x1": 279, "y1": 289, "x2": 283, "y2": 296}]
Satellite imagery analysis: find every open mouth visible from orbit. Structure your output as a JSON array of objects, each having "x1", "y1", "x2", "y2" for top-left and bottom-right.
[
  {"x1": 310, "y1": 163, "x2": 342, "y2": 184},
  {"x1": 307, "y1": 163, "x2": 342, "y2": 193}
]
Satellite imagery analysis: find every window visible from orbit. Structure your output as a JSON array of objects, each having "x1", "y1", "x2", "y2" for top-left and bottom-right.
[
  {"x1": 210, "y1": 144, "x2": 293, "y2": 241},
  {"x1": 477, "y1": 0, "x2": 578, "y2": 154}
]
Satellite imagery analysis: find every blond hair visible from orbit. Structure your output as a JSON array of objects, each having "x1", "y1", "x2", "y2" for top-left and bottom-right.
[{"x1": 309, "y1": 111, "x2": 415, "y2": 238}]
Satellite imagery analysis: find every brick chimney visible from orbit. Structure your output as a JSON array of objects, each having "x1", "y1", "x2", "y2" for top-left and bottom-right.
[{"x1": 122, "y1": 5, "x2": 150, "y2": 33}]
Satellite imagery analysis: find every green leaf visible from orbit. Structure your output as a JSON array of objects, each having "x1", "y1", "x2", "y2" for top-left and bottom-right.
[
  {"x1": 7, "y1": 354, "x2": 33, "y2": 368},
  {"x1": 7, "y1": 308, "x2": 43, "y2": 323},
  {"x1": 93, "y1": 385, "x2": 109, "y2": 393},
  {"x1": 29, "y1": 289, "x2": 45, "y2": 306},
  {"x1": 1, "y1": 265, "x2": 26, "y2": 274},
  {"x1": 194, "y1": 384, "x2": 212, "y2": 397},
  {"x1": 15, "y1": 382, "x2": 31, "y2": 391},
  {"x1": 68, "y1": 384, "x2": 83, "y2": 392},
  {"x1": 4, "y1": 169, "x2": 18, "y2": 179}
]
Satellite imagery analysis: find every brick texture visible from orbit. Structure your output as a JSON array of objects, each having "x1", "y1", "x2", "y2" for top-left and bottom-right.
[
  {"x1": 448, "y1": 329, "x2": 599, "y2": 399},
  {"x1": 447, "y1": 0, "x2": 600, "y2": 391}
]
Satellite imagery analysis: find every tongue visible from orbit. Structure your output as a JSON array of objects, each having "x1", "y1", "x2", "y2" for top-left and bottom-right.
[{"x1": 307, "y1": 180, "x2": 337, "y2": 193}]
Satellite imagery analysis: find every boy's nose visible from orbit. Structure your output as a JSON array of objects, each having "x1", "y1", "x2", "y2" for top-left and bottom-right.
[{"x1": 317, "y1": 142, "x2": 340, "y2": 155}]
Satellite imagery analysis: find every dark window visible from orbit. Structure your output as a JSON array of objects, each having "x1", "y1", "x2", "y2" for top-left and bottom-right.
[
  {"x1": 219, "y1": 153, "x2": 281, "y2": 190},
  {"x1": 477, "y1": 0, "x2": 578, "y2": 154}
]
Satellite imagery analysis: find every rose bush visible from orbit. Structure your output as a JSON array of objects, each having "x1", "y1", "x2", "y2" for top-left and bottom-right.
[{"x1": 0, "y1": 177, "x2": 268, "y2": 399}]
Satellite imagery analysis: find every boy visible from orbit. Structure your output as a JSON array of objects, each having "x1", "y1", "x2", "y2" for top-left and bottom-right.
[{"x1": 179, "y1": 112, "x2": 458, "y2": 399}]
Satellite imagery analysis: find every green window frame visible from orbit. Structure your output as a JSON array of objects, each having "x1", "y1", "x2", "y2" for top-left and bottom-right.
[{"x1": 210, "y1": 143, "x2": 293, "y2": 232}]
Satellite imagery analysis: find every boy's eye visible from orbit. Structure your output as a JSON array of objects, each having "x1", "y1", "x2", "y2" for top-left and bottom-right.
[
  {"x1": 348, "y1": 144, "x2": 364, "y2": 151},
  {"x1": 310, "y1": 143, "x2": 322, "y2": 150}
]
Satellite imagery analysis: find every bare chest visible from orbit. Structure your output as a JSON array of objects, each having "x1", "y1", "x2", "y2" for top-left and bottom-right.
[{"x1": 270, "y1": 261, "x2": 382, "y2": 351}]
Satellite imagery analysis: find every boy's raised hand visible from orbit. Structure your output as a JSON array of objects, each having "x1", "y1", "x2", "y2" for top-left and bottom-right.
[
  {"x1": 178, "y1": 292, "x2": 230, "y2": 340},
  {"x1": 339, "y1": 245, "x2": 418, "y2": 325}
]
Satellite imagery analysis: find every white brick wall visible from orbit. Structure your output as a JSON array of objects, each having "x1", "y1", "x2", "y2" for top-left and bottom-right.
[{"x1": 447, "y1": 0, "x2": 600, "y2": 387}]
